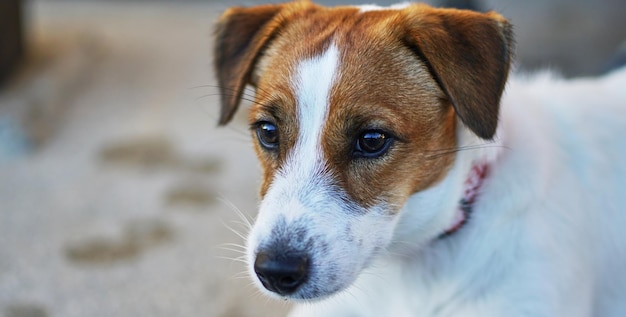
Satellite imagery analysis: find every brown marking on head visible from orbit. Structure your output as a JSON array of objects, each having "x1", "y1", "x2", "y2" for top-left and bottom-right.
[{"x1": 214, "y1": 2, "x2": 513, "y2": 209}]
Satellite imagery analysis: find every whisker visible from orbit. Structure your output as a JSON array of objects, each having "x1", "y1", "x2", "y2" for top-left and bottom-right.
[
  {"x1": 219, "y1": 197, "x2": 254, "y2": 230},
  {"x1": 232, "y1": 271, "x2": 252, "y2": 280},
  {"x1": 425, "y1": 142, "x2": 496, "y2": 153},
  {"x1": 424, "y1": 144, "x2": 509, "y2": 160},
  {"x1": 219, "y1": 246, "x2": 247, "y2": 255},
  {"x1": 215, "y1": 255, "x2": 248, "y2": 262},
  {"x1": 221, "y1": 220, "x2": 249, "y2": 241},
  {"x1": 188, "y1": 84, "x2": 273, "y2": 101},
  {"x1": 230, "y1": 220, "x2": 252, "y2": 231},
  {"x1": 220, "y1": 242, "x2": 247, "y2": 250},
  {"x1": 194, "y1": 87, "x2": 260, "y2": 100},
  {"x1": 194, "y1": 93, "x2": 266, "y2": 108}
]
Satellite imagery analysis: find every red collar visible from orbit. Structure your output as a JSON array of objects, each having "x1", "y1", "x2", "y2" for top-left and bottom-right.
[{"x1": 441, "y1": 163, "x2": 490, "y2": 237}]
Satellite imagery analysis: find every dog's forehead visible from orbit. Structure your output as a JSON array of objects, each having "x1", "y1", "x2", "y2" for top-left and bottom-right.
[
  {"x1": 284, "y1": 6, "x2": 405, "y2": 54},
  {"x1": 254, "y1": 6, "x2": 440, "y2": 117},
  {"x1": 255, "y1": 5, "x2": 407, "y2": 71}
]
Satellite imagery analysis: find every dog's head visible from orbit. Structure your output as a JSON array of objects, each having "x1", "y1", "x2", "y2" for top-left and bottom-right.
[{"x1": 214, "y1": 1, "x2": 512, "y2": 300}]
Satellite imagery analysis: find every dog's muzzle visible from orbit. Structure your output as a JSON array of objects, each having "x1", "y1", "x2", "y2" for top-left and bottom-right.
[{"x1": 254, "y1": 250, "x2": 310, "y2": 296}]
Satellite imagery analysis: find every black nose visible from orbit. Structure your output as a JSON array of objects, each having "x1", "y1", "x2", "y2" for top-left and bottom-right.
[{"x1": 254, "y1": 251, "x2": 309, "y2": 295}]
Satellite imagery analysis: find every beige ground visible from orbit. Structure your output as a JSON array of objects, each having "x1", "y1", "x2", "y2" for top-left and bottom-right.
[
  {"x1": 1, "y1": 1, "x2": 625, "y2": 317},
  {"x1": 0, "y1": 2, "x2": 289, "y2": 316}
]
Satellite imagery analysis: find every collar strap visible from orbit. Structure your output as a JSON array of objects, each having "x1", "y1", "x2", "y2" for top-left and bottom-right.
[{"x1": 441, "y1": 162, "x2": 489, "y2": 237}]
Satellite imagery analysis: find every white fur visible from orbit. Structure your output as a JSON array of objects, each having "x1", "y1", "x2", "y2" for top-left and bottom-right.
[
  {"x1": 356, "y1": 3, "x2": 411, "y2": 12},
  {"x1": 287, "y1": 66, "x2": 626, "y2": 316}
]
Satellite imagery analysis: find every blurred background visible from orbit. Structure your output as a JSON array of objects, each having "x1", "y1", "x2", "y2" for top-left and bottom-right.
[{"x1": 0, "y1": 0, "x2": 625, "y2": 316}]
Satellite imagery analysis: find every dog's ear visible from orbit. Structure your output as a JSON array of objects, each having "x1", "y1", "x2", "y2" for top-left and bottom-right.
[
  {"x1": 403, "y1": 6, "x2": 514, "y2": 139},
  {"x1": 213, "y1": 4, "x2": 285, "y2": 125}
]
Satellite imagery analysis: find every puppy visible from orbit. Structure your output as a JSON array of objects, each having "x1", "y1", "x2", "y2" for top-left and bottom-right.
[{"x1": 213, "y1": 2, "x2": 626, "y2": 316}]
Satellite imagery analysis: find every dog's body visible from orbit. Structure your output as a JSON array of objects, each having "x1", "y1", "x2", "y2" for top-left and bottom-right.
[
  {"x1": 289, "y1": 69, "x2": 626, "y2": 317},
  {"x1": 214, "y1": 2, "x2": 626, "y2": 316}
]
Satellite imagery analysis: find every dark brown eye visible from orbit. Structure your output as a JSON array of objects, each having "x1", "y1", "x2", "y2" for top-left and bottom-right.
[
  {"x1": 256, "y1": 122, "x2": 279, "y2": 150},
  {"x1": 354, "y1": 130, "x2": 393, "y2": 158}
]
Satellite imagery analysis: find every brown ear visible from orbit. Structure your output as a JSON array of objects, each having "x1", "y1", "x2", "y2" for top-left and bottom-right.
[
  {"x1": 403, "y1": 7, "x2": 514, "y2": 139},
  {"x1": 213, "y1": 4, "x2": 284, "y2": 125}
]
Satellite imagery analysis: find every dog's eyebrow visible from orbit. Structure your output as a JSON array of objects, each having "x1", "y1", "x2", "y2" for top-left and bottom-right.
[{"x1": 251, "y1": 99, "x2": 289, "y2": 124}]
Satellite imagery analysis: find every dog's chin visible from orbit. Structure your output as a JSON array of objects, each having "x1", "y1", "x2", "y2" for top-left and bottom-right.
[{"x1": 257, "y1": 281, "x2": 349, "y2": 302}]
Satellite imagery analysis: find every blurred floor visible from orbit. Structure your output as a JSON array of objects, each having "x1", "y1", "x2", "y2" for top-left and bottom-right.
[
  {"x1": 0, "y1": 1, "x2": 289, "y2": 317},
  {"x1": 0, "y1": 0, "x2": 625, "y2": 317}
]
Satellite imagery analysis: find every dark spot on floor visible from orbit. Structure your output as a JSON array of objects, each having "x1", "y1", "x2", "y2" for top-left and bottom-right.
[
  {"x1": 98, "y1": 135, "x2": 223, "y2": 174},
  {"x1": 184, "y1": 158, "x2": 221, "y2": 174},
  {"x1": 165, "y1": 182, "x2": 217, "y2": 208},
  {"x1": 99, "y1": 135, "x2": 177, "y2": 169},
  {"x1": 65, "y1": 219, "x2": 174, "y2": 265},
  {"x1": 4, "y1": 302, "x2": 48, "y2": 317}
]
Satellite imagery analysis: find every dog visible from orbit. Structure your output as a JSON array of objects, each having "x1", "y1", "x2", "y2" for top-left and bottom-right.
[{"x1": 213, "y1": 2, "x2": 626, "y2": 316}]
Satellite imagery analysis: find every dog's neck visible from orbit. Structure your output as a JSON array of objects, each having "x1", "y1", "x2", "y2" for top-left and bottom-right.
[
  {"x1": 441, "y1": 162, "x2": 490, "y2": 237},
  {"x1": 389, "y1": 126, "x2": 502, "y2": 255}
]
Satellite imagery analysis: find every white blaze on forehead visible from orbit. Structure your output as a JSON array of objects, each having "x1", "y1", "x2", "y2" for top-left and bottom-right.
[
  {"x1": 357, "y1": 2, "x2": 410, "y2": 13},
  {"x1": 289, "y1": 44, "x2": 340, "y2": 178},
  {"x1": 252, "y1": 43, "x2": 341, "y2": 227},
  {"x1": 249, "y1": 43, "x2": 343, "y2": 249},
  {"x1": 254, "y1": 44, "x2": 341, "y2": 225}
]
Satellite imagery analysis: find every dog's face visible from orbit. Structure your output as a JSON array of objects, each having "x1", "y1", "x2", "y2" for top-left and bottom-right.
[{"x1": 214, "y1": 2, "x2": 512, "y2": 300}]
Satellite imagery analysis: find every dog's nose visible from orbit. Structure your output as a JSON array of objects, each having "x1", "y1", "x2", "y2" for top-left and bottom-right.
[{"x1": 254, "y1": 251, "x2": 309, "y2": 295}]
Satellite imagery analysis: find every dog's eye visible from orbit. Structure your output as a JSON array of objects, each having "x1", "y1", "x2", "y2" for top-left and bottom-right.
[
  {"x1": 354, "y1": 130, "x2": 393, "y2": 158},
  {"x1": 256, "y1": 122, "x2": 279, "y2": 150}
]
